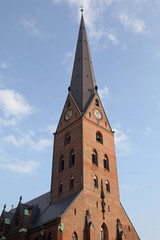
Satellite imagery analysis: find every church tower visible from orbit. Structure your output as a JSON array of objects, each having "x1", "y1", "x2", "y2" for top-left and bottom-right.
[
  {"x1": 50, "y1": 12, "x2": 140, "y2": 240},
  {"x1": 51, "y1": 13, "x2": 120, "y2": 205}
]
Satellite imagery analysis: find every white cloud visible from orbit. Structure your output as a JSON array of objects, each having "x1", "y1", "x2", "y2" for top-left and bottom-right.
[
  {"x1": 0, "y1": 62, "x2": 10, "y2": 69},
  {"x1": 0, "y1": 117, "x2": 17, "y2": 127},
  {"x1": 21, "y1": 19, "x2": 44, "y2": 38},
  {"x1": 144, "y1": 127, "x2": 153, "y2": 135},
  {"x1": 98, "y1": 86, "x2": 109, "y2": 98},
  {"x1": 0, "y1": 148, "x2": 38, "y2": 173},
  {"x1": 5, "y1": 132, "x2": 52, "y2": 152},
  {"x1": 46, "y1": 124, "x2": 57, "y2": 133},
  {"x1": 107, "y1": 33, "x2": 119, "y2": 45},
  {"x1": 114, "y1": 128, "x2": 130, "y2": 155},
  {"x1": 0, "y1": 89, "x2": 33, "y2": 120},
  {"x1": 119, "y1": 14, "x2": 146, "y2": 33},
  {"x1": 0, "y1": 160, "x2": 38, "y2": 173}
]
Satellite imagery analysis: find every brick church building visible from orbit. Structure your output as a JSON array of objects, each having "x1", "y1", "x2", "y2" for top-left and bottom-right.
[{"x1": 0, "y1": 13, "x2": 140, "y2": 240}]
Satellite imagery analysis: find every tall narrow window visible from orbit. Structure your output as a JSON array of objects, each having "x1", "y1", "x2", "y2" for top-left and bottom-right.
[
  {"x1": 69, "y1": 150, "x2": 75, "y2": 167},
  {"x1": 48, "y1": 232, "x2": 52, "y2": 240},
  {"x1": 92, "y1": 149, "x2": 98, "y2": 166},
  {"x1": 106, "y1": 180, "x2": 110, "y2": 193},
  {"x1": 94, "y1": 175, "x2": 98, "y2": 188},
  {"x1": 103, "y1": 154, "x2": 109, "y2": 171},
  {"x1": 100, "y1": 227, "x2": 105, "y2": 240},
  {"x1": 67, "y1": 99, "x2": 71, "y2": 108},
  {"x1": 64, "y1": 132, "x2": 71, "y2": 145},
  {"x1": 59, "y1": 155, "x2": 64, "y2": 172},
  {"x1": 72, "y1": 232, "x2": 78, "y2": 240},
  {"x1": 96, "y1": 131, "x2": 103, "y2": 144},
  {"x1": 70, "y1": 176, "x2": 74, "y2": 189},
  {"x1": 95, "y1": 99, "x2": 99, "y2": 107},
  {"x1": 101, "y1": 223, "x2": 109, "y2": 240},
  {"x1": 59, "y1": 181, "x2": 63, "y2": 194}
]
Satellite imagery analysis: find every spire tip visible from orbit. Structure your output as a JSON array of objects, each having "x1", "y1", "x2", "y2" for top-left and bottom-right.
[{"x1": 80, "y1": 5, "x2": 84, "y2": 13}]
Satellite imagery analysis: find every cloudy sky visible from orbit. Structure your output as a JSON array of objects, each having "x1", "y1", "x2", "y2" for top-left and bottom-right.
[{"x1": 0, "y1": 1, "x2": 160, "y2": 239}]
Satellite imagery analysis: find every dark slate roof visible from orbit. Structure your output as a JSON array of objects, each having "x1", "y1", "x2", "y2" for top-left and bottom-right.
[
  {"x1": 8, "y1": 191, "x2": 80, "y2": 228},
  {"x1": 25, "y1": 191, "x2": 51, "y2": 216},
  {"x1": 70, "y1": 14, "x2": 96, "y2": 113},
  {"x1": 30, "y1": 191, "x2": 80, "y2": 228}
]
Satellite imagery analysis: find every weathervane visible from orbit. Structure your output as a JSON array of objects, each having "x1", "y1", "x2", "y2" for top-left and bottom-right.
[{"x1": 80, "y1": 4, "x2": 84, "y2": 13}]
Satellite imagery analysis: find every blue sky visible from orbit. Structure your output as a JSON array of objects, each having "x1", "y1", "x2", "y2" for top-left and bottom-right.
[{"x1": 0, "y1": 0, "x2": 160, "y2": 239}]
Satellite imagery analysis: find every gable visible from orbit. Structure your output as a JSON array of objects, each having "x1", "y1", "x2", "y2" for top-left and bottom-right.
[
  {"x1": 56, "y1": 93, "x2": 82, "y2": 133},
  {"x1": 84, "y1": 93, "x2": 112, "y2": 133}
]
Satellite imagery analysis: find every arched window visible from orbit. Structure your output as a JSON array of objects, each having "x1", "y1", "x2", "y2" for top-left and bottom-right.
[
  {"x1": 95, "y1": 99, "x2": 99, "y2": 107},
  {"x1": 59, "y1": 181, "x2": 63, "y2": 194},
  {"x1": 94, "y1": 175, "x2": 98, "y2": 188},
  {"x1": 103, "y1": 154, "x2": 109, "y2": 171},
  {"x1": 106, "y1": 180, "x2": 110, "y2": 193},
  {"x1": 64, "y1": 132, "x2": 71, "y2": 145},
  {"x1": 70, "y1": 176, "x2": 74, "y2": 189},
  {"x1": 59, "y1": 155, "x2": 64, "y2": 172},
  {"x1": 101, "y1": 223, "x2": 109, "y2": 240},
  {"x1": 69, "y1": 150, "x2": 75, "y2": 167},
  {"x1": 92, "y1": 149, "x2": 98, "y2": 166},
  {"x1": 96, "y1": 131, "x2": 103, "y2": 144},
  {"x1": 101, "y1": 227, "x2": 105, "y2": 240},
  {"x1": 67, "y1": 99, "x2": 71, "y2": 108},
  {"x1": 48, "y1": 232, "x2": 52, "y2": 240},
  {"x1": 72, "y1": 232, "x2": 78, "y2": 240}
]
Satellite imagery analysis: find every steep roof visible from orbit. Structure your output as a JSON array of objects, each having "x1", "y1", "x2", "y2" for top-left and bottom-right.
[
  {"x1": 70, "y1": 14, "x2": 96, "y2": 113},
  {"x1": 7, "y1": 191, "x2": 80, "y2": 229},
  {"x1": 30, "y1": 191, "x2": 80, "y2": 228}
]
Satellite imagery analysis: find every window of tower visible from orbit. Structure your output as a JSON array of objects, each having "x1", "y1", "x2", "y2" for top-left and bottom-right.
[
  {"x1": 106, "y1": 180, "x2": 110, "y2": 193},
  {"x1": 92, "y1": 149, "x2": 98, "y2": 166},
  {"x1": 59, "y1": 155, "x2": 64, "y2": 172},
  {"x1": 95, "y1": 99, "x2": 99, "y2": 107},
  {"x1": 64, "y1": 132, "x2": 71, "y2": 145},
  {"x1": 96, "y1": 131, "x2": 103, "y2": 144},
  {"x1": 103, "y1": 154, "x2": 109, "y2": 171},
  {"x1": 59, "y1": 181, "x2": 63, "y2": 194},
  {"x1": 94, "y1": 175, "x2": 98, "y2": 188},
  {"x1": 100, "y1": 223, "x2": 109, "y2": 240},
  {"x1": 70, "y1": 176, "x2": 74, "y2": 189},
  {"x1": 100, "y1": 227, "x2": 105, "y2": 240},
  {"x1": 69, "y1": 150, "x2": 75, "y2": 167},
  {"x1": 72, "y1": 232, "x2": 78, "y2": 240}
]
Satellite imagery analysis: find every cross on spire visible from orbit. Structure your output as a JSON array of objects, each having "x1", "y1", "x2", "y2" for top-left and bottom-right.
[{"x1": 80, "y1": 5, "x2": 84, "y2": 13}]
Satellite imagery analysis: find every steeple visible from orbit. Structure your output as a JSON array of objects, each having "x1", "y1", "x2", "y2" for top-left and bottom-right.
[{"x1": 70, "y1": 13, "x2": 96, "y2": 113}]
